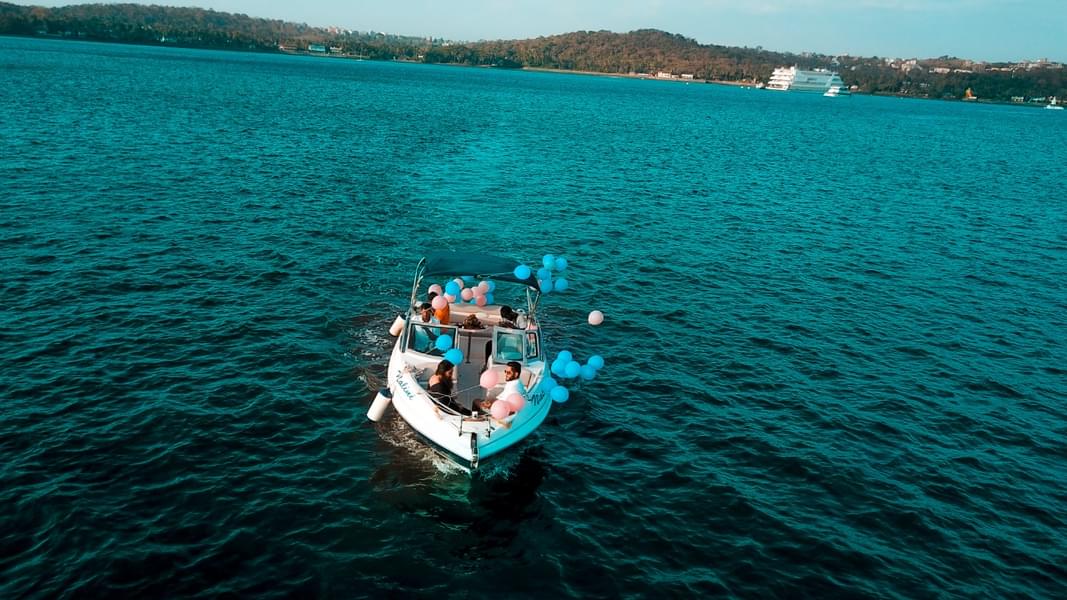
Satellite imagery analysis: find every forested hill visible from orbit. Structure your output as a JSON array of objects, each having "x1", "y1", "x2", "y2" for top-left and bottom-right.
[
  {"x1": 2, "y1": 3, "x2": 1064, "y2": 102},
  {"x1": 430, "y1": 29, "x2": 793, "y2": 81},
  {"x1": 0, "y1": 2, "x2": 428, "y2": 51},
  {"x1": 448, "y1": 30, "x2": 1066, "y2": 102}
]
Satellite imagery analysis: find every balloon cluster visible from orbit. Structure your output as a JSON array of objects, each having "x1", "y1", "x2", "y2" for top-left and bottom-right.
[
  {"x1": 419, "y1": 254, "x2": 607, "y2": 412},
  {"x1": 513, "y1": 253, "x2": 569, "y2": 294},
  {"x1": 428, "y1": 279, "x2": 495, "y2": 306},
  {"x1": 546, "y1": 350, "x2": 605, "y2": 403},
  {"x1": 430, "y1": 334, "x2": 465, "y2": 363},
  {"x1": 477, "y1": 369, "x2": 527, "y2": 419}
]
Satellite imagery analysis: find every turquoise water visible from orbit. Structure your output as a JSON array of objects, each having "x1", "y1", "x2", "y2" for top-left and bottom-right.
[{"x1": 2, "y1": 36, "x2": 1066, "y2": 597}]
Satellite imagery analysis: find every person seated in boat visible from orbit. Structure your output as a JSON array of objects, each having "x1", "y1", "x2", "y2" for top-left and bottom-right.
[
  {"x1": 498, "y1": 305, "x2": 521, "y2": 329},
  {"x1": 428, "y1": 359, "x2": 469, "y2": 415},
  {"x1": 428, "y1": 291, "x2": 451, "y2": 326},
  {"x1": 478, "y1": 361, "x2": 525, "y2": 416},
  {"x1": 412, "y1": 302, "x2": 439, "y2": 352}
]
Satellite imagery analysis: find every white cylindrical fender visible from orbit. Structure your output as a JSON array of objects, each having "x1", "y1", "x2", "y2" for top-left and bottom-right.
[
  {"x1": 367, "y1": 389, "x2": 393, "y2": 422},
  {"x1": 388, "y1": 315, "x2": 405, "y2": 337}
]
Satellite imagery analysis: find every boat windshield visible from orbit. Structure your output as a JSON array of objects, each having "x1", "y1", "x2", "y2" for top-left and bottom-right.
[
  {"x1": 493, "y1": 328, "x2": 541, "y2": 363},
  {"x1": 525, "y1": 331, "x2": 540, "y2": 361},
  {"x1": 405, "y1": 321, "x2": 457, "y2": 355}
]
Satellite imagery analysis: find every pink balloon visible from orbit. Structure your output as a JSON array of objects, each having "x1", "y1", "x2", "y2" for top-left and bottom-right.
[
  {"x1": 461, "y1": 288, "x2": 474, "y2": 301},
  {"x1": 506, "y1": 393, "x2": 525, "y2": 413},
  {"x1": 431, "y1": 296, "x2": 447, "y2": 310},
  {"x1": 477, "y1": 281, "x2": 490, "y2": 294},
  {"x1": 475, "y1": 295, "x2": 487, "y2": 306},
  {"x1": 445, "y1": 294, "x2": 456, "y2": 302},
  {"x1": 588, "y1": 310, "x2": 605, "y2": 326},
  {"x1": 479, "y1": 370, "x2": 499, "y2": 389},
  {"x1": 428, "y1": 284, "x2": 443, "y2": 296},
  {"x1": 471, "y1": 285, "x2": 485, "y2": 297},
  {"x1": 490, "y1": 401, "x2": 509, "y2": 420}
]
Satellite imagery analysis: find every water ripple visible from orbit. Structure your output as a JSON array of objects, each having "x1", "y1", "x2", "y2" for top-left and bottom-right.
[{"x1": 2, "y1": 37, "x2": 1066, "y2": 598}]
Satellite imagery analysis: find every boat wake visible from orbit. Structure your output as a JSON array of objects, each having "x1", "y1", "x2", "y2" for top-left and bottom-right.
[
  {"x1": 371, "y1": 409, "x2": 526, "y2": 480},
  {"x1": 343, "y1": 311, "x2": 400, "y2": 363}
]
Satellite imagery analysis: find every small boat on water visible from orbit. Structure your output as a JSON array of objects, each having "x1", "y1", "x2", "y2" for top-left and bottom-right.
[
  {"x1": 767, "y1": 66, "x2": 850, "y2": 95},
  {"x1": 1046, "y1": 97, "x2": 1064, "y2": 110},
  {"x1": 823, "y1": 85, "x2": 846, "y2": 97},
  {"x1": 368, "y1": 253, "x2": 556, "y2": 469}
]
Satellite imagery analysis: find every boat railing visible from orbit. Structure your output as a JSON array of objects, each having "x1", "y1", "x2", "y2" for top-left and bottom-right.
[
  {"x1": 428, "y1": 394, "x2": 467, "y2": 417},
  {"x1": 417, "y1": 372, "x2": 489, "y2": 420}
]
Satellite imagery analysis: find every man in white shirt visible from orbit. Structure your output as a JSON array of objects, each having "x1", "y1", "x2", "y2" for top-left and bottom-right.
[
  {"x1": 479, "y1": 361, "x2": 525, "y2": 414},
  {"x1": 501, "y1": 361, "x2": 526, "y2": 400}
]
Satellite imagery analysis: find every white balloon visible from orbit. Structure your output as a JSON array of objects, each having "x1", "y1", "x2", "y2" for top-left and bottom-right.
[{"x1": 588, "y1": 310, "x2": 604, "y2": 326}]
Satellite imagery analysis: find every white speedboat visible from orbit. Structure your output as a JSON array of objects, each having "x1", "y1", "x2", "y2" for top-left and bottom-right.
[
  {"x1": 369, "y1": 253, "x2": 555, "y2": 469},
  {"x1": 824, "y1": 85, "x2": 846, "y2": 97},
  {"x1": 1046, "y1": 97, "x2": 1064, "y2": 110}
]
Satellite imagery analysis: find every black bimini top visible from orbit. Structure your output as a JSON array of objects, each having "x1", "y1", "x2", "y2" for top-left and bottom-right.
[{"x1": 422, "y1": 252, "x2": 540, "y2": 289}]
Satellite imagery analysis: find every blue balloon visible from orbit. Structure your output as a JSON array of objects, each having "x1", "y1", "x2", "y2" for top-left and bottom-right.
[
  {"x1": 484, "y1": 292, "x2": 494, "y2": 305},
  {"x1": 551, "y1": 360, "x2": 565, "y2": 377},
  {"x1": 486, "y1": 280, "x2": 496, "y2": 292},
  {"x1": 445, "y1": 281, "x2": 461, "y2": 296},
  {"x1": 536, "y1": 267, "x2": 552, "y2": 280},
  {"x1": 588, "y1": 355, "x2": 605, "y2": 370},
  {"x1": 444, "y1": 348, "x2": 463, "y2": 364},
  {"x1": 539, "y1": 278, "x2": 552, "y2": 293},
  {"x1": 557, "y1": 350, "x2": 573, "y2": 364},
  {"x1": 542, "y1": 254, "x2": 555, "y2": 269},
  {"x1": 580, "y1": 364, "x2": 597, "y2": 380},
  {"x1": 551, "y1": 386, "x2": 569, "y2": 403},
  {"x1": 564, "y1": 360, "x2": 581, "y2": 379},
  {"x1": 553, "y1": 278, "x2": 568, "y2": 292},
  {"x1": 435, "y1": 334, "x2": 454, "y2": 352},
  {"x1": 541, "y1": 376, "x2": 557, "y2": 392},
  {"x1": 554, "y1": 257, "x2": 567, "y2": 272},
  {"x1": 514, "y1": 264, "x2": 532, "y2": 279}
]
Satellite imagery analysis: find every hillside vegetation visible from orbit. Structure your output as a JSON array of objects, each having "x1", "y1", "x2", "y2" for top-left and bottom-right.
[{"x1": 2, "y1": 3, "x2": 1064, "y2": 102}]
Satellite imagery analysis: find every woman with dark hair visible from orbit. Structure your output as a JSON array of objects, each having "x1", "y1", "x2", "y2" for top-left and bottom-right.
[{"x1": 428, "y1": 359, "x2": 469, "y2": 415}]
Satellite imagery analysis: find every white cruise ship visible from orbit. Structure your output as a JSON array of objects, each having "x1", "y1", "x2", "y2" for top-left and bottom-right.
[{"x1": 766, "y1": 66, "x2": 849, "y2": 94}]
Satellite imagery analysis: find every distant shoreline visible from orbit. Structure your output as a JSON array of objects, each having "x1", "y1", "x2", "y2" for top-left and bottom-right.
[
  {"x1": 4, "y1": 1, "x2": 1063, "y2": 103},
  {"x1": 519, "y1": 64, "x2": 1057, "y2": 106},
  {"x1": 521, "y1": 66, "x2": 759, "y2": 88},
  {"x1": 5, "y1": 35, "x2": 1059, "y2": 108}
]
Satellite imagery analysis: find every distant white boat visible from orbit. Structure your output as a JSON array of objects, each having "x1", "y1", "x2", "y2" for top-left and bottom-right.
[
  {"x1": 824, "y1": 85, "x2": 846, "y2": 97},
  {"x1": 767, "y1": 66, "x2": 850, "y2": 95},
  {"x1": 1046, "y1": 97, "x2": 1064, "y2": 110}
]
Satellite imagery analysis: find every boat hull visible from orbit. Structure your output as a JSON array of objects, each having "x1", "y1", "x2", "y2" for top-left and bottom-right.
[{"x1": 385, "y1": 338, "x2": 553, "y2": 469}]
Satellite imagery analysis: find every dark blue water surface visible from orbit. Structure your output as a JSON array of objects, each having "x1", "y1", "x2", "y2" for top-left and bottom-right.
[{"x1": 2, "y1": 36, "x2": 1066, "y2": 598}]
